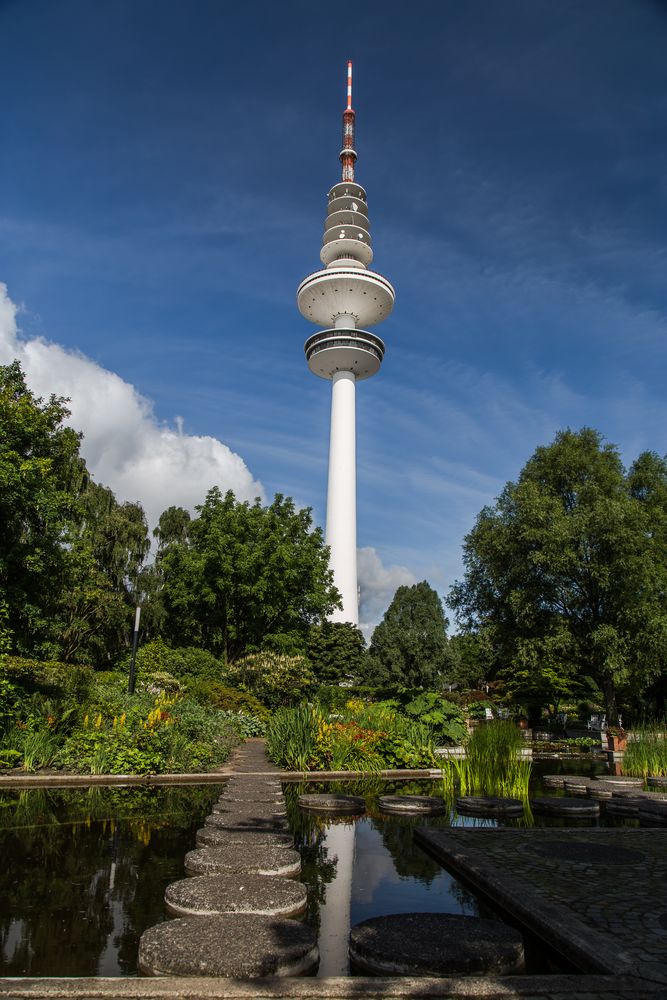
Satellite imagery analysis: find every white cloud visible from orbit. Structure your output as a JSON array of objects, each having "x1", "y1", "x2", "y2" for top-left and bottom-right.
[
  {"x1": 357, "y1": 546, "x2": 416, "y2": 641},
  {"x1": 0, "y1": 282, "x2": 264, "y2": 530}
]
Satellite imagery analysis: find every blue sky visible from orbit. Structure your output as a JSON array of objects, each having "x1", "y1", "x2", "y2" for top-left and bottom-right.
[{"x1": 1, "y1": 0, "x2": 666, "y2": 631}]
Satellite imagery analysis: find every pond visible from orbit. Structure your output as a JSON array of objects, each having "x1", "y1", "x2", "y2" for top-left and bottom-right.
[
  {"x1": 0, "y1": 766, "x2": 634, "y2": 978},
  {"x1": 0, "y1": 784, "x2": 221, "y2": 976}
]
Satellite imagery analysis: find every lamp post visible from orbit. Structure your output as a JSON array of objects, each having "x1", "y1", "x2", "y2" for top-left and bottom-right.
[{"x1": 127, "y1": 606, "x2": 141, "y2": 695}]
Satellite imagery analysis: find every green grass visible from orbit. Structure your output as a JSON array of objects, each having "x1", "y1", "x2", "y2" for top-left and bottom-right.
[
  {"x1": 623, "y1": 724, "x2": 667, "y2": 778},
  {"x1": 442, "y1": 721, "x2": 532, "y2": 798}
]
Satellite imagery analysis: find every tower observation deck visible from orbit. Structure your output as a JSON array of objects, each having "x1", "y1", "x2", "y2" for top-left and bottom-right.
[{"x1": 298, "y1": 62, "x2": 395, "y2": 625}]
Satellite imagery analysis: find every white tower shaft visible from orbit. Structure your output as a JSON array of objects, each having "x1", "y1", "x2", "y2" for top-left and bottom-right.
[
  {"x1": 298, "y1": 63, "x2": 394, "y2": 632},
  {"x1": 326, "y1": 370, "x2": 358, "y2": 624}
]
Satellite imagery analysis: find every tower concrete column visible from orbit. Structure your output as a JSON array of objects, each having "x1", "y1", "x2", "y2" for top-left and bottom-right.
[{"x1": 326, "y1": 371, "x2": 357, "y2": 624}]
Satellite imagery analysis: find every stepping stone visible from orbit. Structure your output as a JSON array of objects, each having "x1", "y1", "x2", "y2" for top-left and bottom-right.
[
  {"x1": 531, "y1": 796, "x2": 599, "y2": 817},
  {"x1": 196, "y1": 827, "x2": 293, "y2": 849},
  {"x1": 563, "y1": 776, "x2": 591, "y2": 796},
  {"x1": 542, "y1": 775, "x2": 566, "y2": 789},
  {"x1": 349, "y1": 913, "x2": 524, "y2": 976},
  {"x1": 605, "y1": 796, "x2": 644, "y2": 817},
  {"x1": 212, "y1": 801, "x2": 286, "y2": 816},
  {"x1": 379, "y1": 795, "x2": 446, "y2": 816},
  {"x1": 204, "y1": 812, "x2": 289, "y2": 833},
  {"x1": 138, "y1": 914, "x2": 318, "y2": 977},
  {"x1": 165, "y1": 874, "x2": 307, "y2": 918},
  {"x1": 593, "y1": 775, "x2": 643, "y2": 788},
  {"x1": 185, "y1": 844, "x2": 301, "y2": 878},
  {"x1": 456, "y1": 796, "x2": 524, "y2": 817},
  {"x1": 587, "y1": 783, "x2": 615, "y2": 800},
  {"x1": 298, "y1": 793, "x2": 366, "y2": 814},
  {"x1": 647, "y1": 776, "x2": 667, "y2": 788},
  {"x1": 638, "y1": 794, "x2": 667, "y2": 821},
  {"x1": 219, "y1": 791, "x2": 284, "y2": 804}
]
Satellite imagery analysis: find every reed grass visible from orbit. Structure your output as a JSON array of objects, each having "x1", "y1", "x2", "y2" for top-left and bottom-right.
[
  {"x1": 441, "y1": 721, "x2": 532, "y2": 799},
  {"x1": 622, "y1": 723, "x2": 667, "y2": 778}
]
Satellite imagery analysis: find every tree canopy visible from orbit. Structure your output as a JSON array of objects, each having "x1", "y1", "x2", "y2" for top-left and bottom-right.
[
  {"x1": 158, "y1": 488, "x2": 339, "y2": 661},
  {"x1": 450, "y1": 428, "x2": 667, "y2": 722},
  {"x1": 306, "y1": 621, "x2": 366, "y2": 684},
  {"x1": 365, "y1": 581, "x2": 452, "y2": 689}
]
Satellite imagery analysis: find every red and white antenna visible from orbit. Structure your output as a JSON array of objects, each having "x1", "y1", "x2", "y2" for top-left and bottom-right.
[{"x1": 340, "y1": 60, "x2": 357, "y2": 182}]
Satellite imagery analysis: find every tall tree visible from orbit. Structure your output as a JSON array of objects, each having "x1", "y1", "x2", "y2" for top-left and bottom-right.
[
  {"x1": 306, "y1": 621, "x2": 366, "y2": 684},
  {"x1": 450, "y1": 429, "x2": 667, "y2": 723},
  {"x1": 365, "y1": 581, "x2": 451, "y2": 689},
  {"x1": 159, "y1": 488, "x2": 339, "y2": 661},
  {"x1": 0, "y1": 361, "x2": 86, "y2": 654}
]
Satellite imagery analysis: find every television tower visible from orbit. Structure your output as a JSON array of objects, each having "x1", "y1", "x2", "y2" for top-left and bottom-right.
[{"x1": 298, "y1": 62, "x2": 395, "y2": 625}]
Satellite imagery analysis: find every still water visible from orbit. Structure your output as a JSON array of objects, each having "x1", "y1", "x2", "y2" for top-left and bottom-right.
[
  {"x1": 0, "y1": 765, "x2": 627, "y2": 977},
  {"x1": 0, "y1": 785, "x2": 221, "y2": 976}
]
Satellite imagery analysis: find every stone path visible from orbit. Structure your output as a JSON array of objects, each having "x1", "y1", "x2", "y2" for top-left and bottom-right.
[{"x1": 416, "y1": 825, "x2": 667, "y2": 989}]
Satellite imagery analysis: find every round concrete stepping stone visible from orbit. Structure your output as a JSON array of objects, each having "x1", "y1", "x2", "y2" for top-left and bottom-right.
[
  {"x1": 165, "y1": 874, "x2": 307, "y2": 918},
  {"x1": 605, "y1": 796, "x2": 643, "y2": 817},
  {"x1": 531, "y1": 796, "x2": 599, "y2": 817},
  {"x1": 456, "y1": 796, "x2": 524, "y2": 818},
  {"x1": 298, "y1": 793, "x2": 366, "y2": 815},
  {"x1": 184, "y1": 844, "x2": 301, "y2": 878},
  {"x1": 637, "y1": 794, "x2": 667, "y2": 816},
  {"x1": 138, "y1": 914, "x2": 318, "y2": 977},
  {"x1": 542, "y1": 775, "x2": 566, "y2": 789},
  {"x1": 587, "y1": 783, "x2": 614, "y2": 800},
  {"x1": 563, "y1": 776, "x2": 591, "y2": 796},
  {"x1": 593, "y1": 775, "x2": 643, "y2": 788},
  {"x1": 348, "y1": 913, "x2": 524, "y2": 976},
  {"x1": 647, "y1": 776, "x2": 667, "y2": 788},
  {"x1": 212, "y1": 800, "x2": 286, "y2": 816},
  {"x1": 219, "y1": 791, "x2": 284, "y2": 804},
  {"x1": 379, "y1": 795, "x2": 446, "y2": 816},
  {"x1": 204, "y1": 812, "x2": 289, "y2": 833},
  {"x1": 196, "y1": 827, "x2": 294, "y2": 850}
]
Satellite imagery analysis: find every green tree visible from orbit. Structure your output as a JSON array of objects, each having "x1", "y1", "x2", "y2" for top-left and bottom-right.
[
  {"x1": 159, "y1": 488, "x2": 339, "y2": 661},
  {"x1": 450, "y1": 429, "x2": 667, "y2": 723},
  {"x1": 364, "y1": 581, "x2": 452, "y2": 689},
  {"x1": 0, "y1": 361, "x2": 87, "y2": 655},
  {"x1": 306, "y1": 621, "x2": 366, "y2": 684}
]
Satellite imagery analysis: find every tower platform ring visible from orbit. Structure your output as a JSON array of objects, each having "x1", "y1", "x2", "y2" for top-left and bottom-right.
[
  {"x1": 304, "y1": 327, "x2": 385, "y2": 380},
  {"x1": 297, "y1": 269, "x2": 395, "y2": 328}
]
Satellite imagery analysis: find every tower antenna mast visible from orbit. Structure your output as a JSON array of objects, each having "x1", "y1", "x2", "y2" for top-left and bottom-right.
[{"x1": 341, "y1": 60, "x2": 356, "y2": 182}]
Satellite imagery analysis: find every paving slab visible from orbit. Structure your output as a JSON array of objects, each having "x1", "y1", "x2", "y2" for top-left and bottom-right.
[{"x1": 415, "y1": 825, "x2": 667, "y2": 987}]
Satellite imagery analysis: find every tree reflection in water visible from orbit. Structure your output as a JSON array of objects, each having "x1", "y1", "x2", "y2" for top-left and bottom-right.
[{"x1": 0, "y1": 785, "x2": 220, "y2": 975}]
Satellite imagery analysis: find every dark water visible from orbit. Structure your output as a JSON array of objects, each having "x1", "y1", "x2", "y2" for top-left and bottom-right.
[
  {"x1": 0, "y1": 762, "x2": 633, "y2": 978},
  {"x1": 0, "y1": 785, "x2": 222, "y2": 976}
]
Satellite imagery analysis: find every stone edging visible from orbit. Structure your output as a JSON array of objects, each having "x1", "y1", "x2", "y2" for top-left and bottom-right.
[{"x1": 0, "y1": 974, "x2": 659, "y2": 999}]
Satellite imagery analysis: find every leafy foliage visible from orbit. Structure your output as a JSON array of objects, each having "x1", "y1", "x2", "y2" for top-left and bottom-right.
[
  {"x1": 306, "y1": 621, "x2": 366, "y2": 684},
  {"x1": 158, "y1": 488, "x2": 339, "y2": 661},
  {"x1": 450, "y1": 429, "x2": 667, "y2": 723},
  {"x1": 226, "y1": 651, "x2": 314, "y2": 708},
  {"x1": 365, "y1": 581, "x2": 453, "y2": 689}
]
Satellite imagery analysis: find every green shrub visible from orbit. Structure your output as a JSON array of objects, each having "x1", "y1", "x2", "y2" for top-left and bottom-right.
[
  {"x1": 402, "y1": 691, "x2": 467, "y2": 744},
  {"x1": 187, "y1": 680, "x2": 270, "y2": 719}
]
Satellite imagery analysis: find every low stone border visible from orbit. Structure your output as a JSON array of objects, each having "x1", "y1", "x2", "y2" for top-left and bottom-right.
[{"x1": 0, "y1": 974, "x2": 659, "y2": 999}]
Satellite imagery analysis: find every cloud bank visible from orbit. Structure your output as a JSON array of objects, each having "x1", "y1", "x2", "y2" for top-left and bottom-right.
[
  {"x1": 357, "y1": 546, "x2": 416, "y2": 641},
  {"x1": 0, "y1": 283, "x2": 264, "y2": 530}
]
